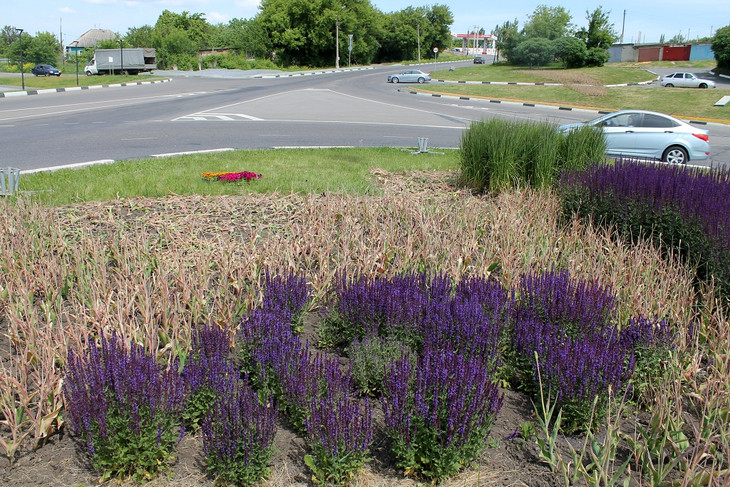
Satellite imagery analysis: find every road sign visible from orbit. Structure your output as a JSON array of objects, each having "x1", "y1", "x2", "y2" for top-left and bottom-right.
[{"x1": 433, "y1": 47, "x2": 438, "y2": 53}]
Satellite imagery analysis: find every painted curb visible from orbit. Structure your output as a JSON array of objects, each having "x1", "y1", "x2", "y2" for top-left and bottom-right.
[{"x1": 0, "y1": 78, "x2": 171, "y2": 98}]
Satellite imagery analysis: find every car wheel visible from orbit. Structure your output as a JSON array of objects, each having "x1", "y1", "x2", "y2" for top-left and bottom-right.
[
  {"x1": 85, "y1": 71, "x2": 92, "y2": 76},
  {"x1": 699, "y1": 83, "x2": 708, "y2": 89},
  {"x1": 417, "y1": 77, "x2": 425, "y2": 83},
  {"x1": 663, "y1": 145, "x2": 688, "y2": 164},
  {"x1": 391, "y1": 77, "x2": 399, "y2": 84},
  {"x1": 664, "y1": 83, "x2": 674, "y2": 88}
]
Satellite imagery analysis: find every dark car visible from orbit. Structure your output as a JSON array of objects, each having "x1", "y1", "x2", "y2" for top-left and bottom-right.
[
  {"x1": 31, "y1": 64, "x2": 61, "y2": 77},
  {"x1": 473, "y1": 56, "x2": 485, "y2": 64}
]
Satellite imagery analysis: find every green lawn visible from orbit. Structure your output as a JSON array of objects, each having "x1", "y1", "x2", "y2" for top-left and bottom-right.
[
  {"x1": 18, "y1": 148, "x2": 459, "y2": 206},
  {"x1": 0, "y1": 74, "x2": 165, "y2": 89},
  {"x1": 422, "y1": 62, "x2": 730, "y2": 121}
]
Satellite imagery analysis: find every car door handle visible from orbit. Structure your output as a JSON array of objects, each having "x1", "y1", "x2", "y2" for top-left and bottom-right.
[
  {"x1": 625, "y1": 130, "x2": 634, "y2": 133},
  {"x1": 664, "y1": 131, "x2": 674, "y2": 133}
]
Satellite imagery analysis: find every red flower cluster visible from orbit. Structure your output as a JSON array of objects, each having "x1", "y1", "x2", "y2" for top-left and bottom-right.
[{"x1": 202, "y1": 171, "x2": 262, "y2": 182}]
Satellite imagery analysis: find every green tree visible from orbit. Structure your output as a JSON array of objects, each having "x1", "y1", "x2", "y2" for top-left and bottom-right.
[
  {"x1": 154, "y1": 10, "x2": 212, "y2": 50},
  {"x1": 493, "y1": 19, "x2": 522, "y2": 63},
  {"x1": 712, "y1": 25, "x2": 730, "y2": 68},
  {"x1": 523, "y1": 5, "x2": 572, "y2": 40},
  {"x1": 26, "y1": 32, "x2": 61, "y2": 64},
  {"x1": 575, "y1": 6, "x2": 617, "y2": 49},
  {"x1": 0, "y1": 25, "x2": 19, "y2": 56},
  {"x1": 257, "y1": 0, "x2": 384, "y2": 66},
  {"x1": 514, "y1": 37, "x2": 554, "y2": 67},
  {"x1": 553, "y1": 36, "x2": 586, "y2": 68},
  {"x1": 5, "y1": 30, "x2": 32, "y2": 65},
  {"x1": 125, "y1": 25, "x2": 155, "y2": 48}
]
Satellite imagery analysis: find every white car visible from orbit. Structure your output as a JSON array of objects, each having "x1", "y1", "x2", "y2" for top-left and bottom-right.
[
  {"x1": 660, "y1": 72, "x2": 716, "y2": 89},
  {"x1": 558, "y1": 110, "x2": 710, "y2": 164},
  {"x1": 387, "y1": 70, "x2": 431, "y2": 84}
]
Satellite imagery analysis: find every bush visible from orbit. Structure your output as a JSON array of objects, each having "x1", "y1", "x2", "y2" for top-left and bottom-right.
[
  {"x1": 508, "y1": 269, "x2": 668, "y2": 433},
  {"x1": 560, "y1": 161, "x2": 730, "y2": 303},
  {"x1": 348, "y1": 335, "x2": 416, "y2": 396},
  {"x1": 304, "y1": 395, "x2": 373, "y2": 485},
  {"x1": 513, "y1": 37, "x2": 555, "y2": 68},
  {"x1": 459, "y1": 118, "x2": 605, "y2": 193},
  {"x1": 585, "y1": 46, "x2": 610, "y2": 67},
  {"x1": 63, "y1": 333, "x2": 185, "y2": 482},
  {"x1": 552, "y1": 36, "x2": 587, "y2": 68},
  {"x1": 182, "y1": 325, "x2": 236, "y2": 431},
  {"x1": 202, "y1": 380, "x2": 278, "y2": 486},
  {"x1": 382, "y1": 349, "x2": 503, "y2": 482}
]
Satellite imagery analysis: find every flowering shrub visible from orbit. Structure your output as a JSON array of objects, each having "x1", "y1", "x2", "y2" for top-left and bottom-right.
[
  {"x1": 508, "y1": 269, "x2": 673, "y2": 432},
  {"x1": 63, "y1": 333, "x2": 185, "y2": 482},
  {"x1": 560, "y1": 160, "x2": 730, "y2": 303},
  {"x1": 322, "y1": 272, "x2": 508, "y2": 362},
  {"x1": 182, "y1": 325, "x2": 236, "y2": 431},
  {"x1": 261, "y1": 271, "x2": 309, "y2": 332},
  {"x1": 304, "y1": 395, "x2": 373, "y2": 485},
  {"x1": 202, "y1": 171, "x2": 262, "y2": 182},
  {"x1": 382, "y1": 349, "x2": 503, "y2": 482},
  {"x1": 202, "y1": 379, "x2": 278, "y2": 486}
]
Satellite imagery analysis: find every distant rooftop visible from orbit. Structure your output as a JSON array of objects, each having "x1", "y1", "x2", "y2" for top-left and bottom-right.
[{"x1": 70, "y1": 29, "x2": 117, "y2": 48}]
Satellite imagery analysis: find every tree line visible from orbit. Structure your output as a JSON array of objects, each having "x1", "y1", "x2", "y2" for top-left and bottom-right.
[
  {"x1": 1, "y1": 2, "x2": 454, "y2": 70},
  {"x1": 2, "y1": 2, "x2": 729, "y2": 72}
]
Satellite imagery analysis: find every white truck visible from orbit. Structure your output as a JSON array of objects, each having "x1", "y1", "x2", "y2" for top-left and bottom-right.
[{"x1": 85, "y1": 48, "x2": 156, "y2": 75}]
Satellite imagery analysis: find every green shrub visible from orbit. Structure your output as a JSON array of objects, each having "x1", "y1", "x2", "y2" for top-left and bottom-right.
[{"x1": 348, "y1": 336, "x2": 416, "y2": 396}]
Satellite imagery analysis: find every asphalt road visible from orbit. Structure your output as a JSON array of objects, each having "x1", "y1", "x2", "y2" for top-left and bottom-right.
[{"x1": 1, "y1": 60, "x2": 728, "y2": 171}]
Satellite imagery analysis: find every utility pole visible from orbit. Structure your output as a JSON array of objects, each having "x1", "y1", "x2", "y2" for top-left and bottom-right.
[
  {"x1": 620, "y1": 10, "x2": 626, "y2": 43},
  {"x1": 417, "y1": 22, "x2": 421, "y2": 62}
]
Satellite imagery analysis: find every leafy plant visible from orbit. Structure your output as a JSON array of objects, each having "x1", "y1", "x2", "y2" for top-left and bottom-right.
[
  {"x1": 348, "y1": 335, "x2": 415, "y2": 396},
  {"x1": 202, "y1": 379, "x2": 277, "y2": 486},
  {"x1": 382, "y1": 349, "x2": 503, "y2": 482},
  {"x1": 304, "y1": 395, "x2": 373, "y2": 485},
  {"x1": 63, "y1": 333, "x2": 185, "y2": 482}
]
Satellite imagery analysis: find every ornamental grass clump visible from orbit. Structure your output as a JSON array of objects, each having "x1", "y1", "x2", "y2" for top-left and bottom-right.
[
  {"x1": 202, "y1": 379, "x2": 278, "y2": 486},
  {"x1": 382, "y1": 349, "x2": 503, "y2": 482},
  {"x1": 182, "y1": 325, "x2": 236, "y2": 431},
  {"x1": 560, "y1": 160, "x2": 730, "y2": 303},
  {"x1": 63, "y1": 333, "x2": 185, "y2": 482}
]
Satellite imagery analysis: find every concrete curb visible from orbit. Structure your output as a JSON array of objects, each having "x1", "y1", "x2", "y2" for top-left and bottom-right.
[{"x1": 0, "y1": 78, "x2": 171, "y2": 98}]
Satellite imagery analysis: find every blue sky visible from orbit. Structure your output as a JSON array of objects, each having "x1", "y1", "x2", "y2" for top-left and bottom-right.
[{"x1": 3, "y1": 0, "x2": 726, "y2": 47}]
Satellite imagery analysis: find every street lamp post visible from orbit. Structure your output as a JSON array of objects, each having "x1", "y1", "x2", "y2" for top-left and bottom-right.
[
  {"x1": 16, "y1": 28, "x2": 24, "y2": 90},
  {"x1": 335, "y1": 17, "x2": 340, "y2": 69},
  {"x1": 120, "y1": 39, "x2": 124, "y2": 75},
  {"x1": 72, "y1": 41, "x2": 79, "y2": 86},
  {"x1": 417, "y1": 22, "x2": 421, "y2": 63}
]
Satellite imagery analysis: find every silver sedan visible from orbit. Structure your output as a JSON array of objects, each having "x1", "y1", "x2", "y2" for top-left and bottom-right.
[
  {"x1": 558, "y1": 109, "x2": 710, "y2": 164},
  {"x1": 387, "y1": 69, "x2": 431, "y2": 84},
  {"x1": 660, "y1": 72, "x2": 716, "y2": 89}
]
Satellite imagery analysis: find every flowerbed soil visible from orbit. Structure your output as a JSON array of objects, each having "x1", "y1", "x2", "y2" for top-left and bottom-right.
[{"x1": 0, "y1": 170, "x2": 690, "y2": 486}]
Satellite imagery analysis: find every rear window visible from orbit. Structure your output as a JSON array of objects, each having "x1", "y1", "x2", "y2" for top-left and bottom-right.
[{"x1": 640, "y1": 114, "x2": 679, "y2": 128}]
